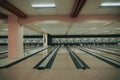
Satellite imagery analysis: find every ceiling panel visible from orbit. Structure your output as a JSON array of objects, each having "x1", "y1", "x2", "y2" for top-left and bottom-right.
[
  {"x1": 22, "y1": 21, "x2": 120, "y2": 35},
  {"x1": 0, "y1": 23, "x2": 42, "y2": 36},
  {"x1": 80, "y1": 0, "x2": 120, "y2": 15},
  {"x1": 24, "y1": 28, "x2": 42, "y2": 35},
  {"x1": 55, "y1": 0, "x2": 74, "y2": 15},
  {"x1": 67, "y1": 22, "x2": 120, "y2": 35},
  {"x1": 0, "y1": 0, "x2": 120, "y2": 36},
  {"x1": 34, "y1": 23, "x2": 69, "y2": 35},
  {"x1": 7, "y1": 0, "x2": 74, "y2": 15}
]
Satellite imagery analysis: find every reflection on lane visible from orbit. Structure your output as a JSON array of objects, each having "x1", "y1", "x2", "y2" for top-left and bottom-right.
[
  {"x1": 52, "y1": 45, "x2": 76, "y2": 69},
  {"x1": 9, "y1": 46, "x2": 55, "y2": 69}
]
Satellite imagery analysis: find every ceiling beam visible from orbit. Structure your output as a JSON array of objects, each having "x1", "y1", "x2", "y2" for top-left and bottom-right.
[
  {"x1": 71, "y1": 0, "x2": 87, "y2": 18},
  {"x1": 0, "y1": 0, "x2": 27, "y2": 18},
  {"x1": 0, "y1": 12, "x2": 8, "y2": 19}
]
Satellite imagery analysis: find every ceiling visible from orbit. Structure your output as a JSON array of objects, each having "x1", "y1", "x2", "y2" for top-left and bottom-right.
[{"x1": 0, "y1": 0, "x2": 120, "y2": 36}]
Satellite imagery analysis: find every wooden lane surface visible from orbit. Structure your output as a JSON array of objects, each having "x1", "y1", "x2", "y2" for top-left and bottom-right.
[
  {"x1": 102, "y1": 47, "x2": 120, "y2": 52},
  {"x1": 96, "y1": 47, "x2": 120, "y2": 55},
  {"x1": 51, "y1": 46, "x2": 76, "y2": 69},
  {"x1": 0, "y1": 46, "x2": 120, "y2": 80},
  {"x1": 97, "y1": 46, "x2": 120, "y2": 51},
  {"x1": 86, "y1": 48, "x2": 120, "y2": 62},
  {"x1": 72, "y1": 47, "x2": 115, "y2": 69},
  {"x1": 9, "y1": 47, "x2": 55, "y2": 69},
  {"x1": 0, "y1": 46, "x2": 7, "y2": 50},
  {"x1": 71, "y1": 47, "x2": 120, "y2": 80}
]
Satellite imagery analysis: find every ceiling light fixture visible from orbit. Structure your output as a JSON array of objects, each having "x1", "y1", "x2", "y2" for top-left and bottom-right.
[
  {"x1": 103, "y1": 22, "x2": 113, "y2": 26},
  {"x1": 101, "y1": 2, "x2": 120, "y2": 7},
  {"x1": 103, "y1": 31, "x2": 109, "y2": 33},
  {"x1": 116, "y1": 28, "x2": 120, "y2": 30},
  {"x1": 91, "y1": 27, "x2": 97, "y2": 30},
  {"x1": 2, "y1": 29, "x2": 8, "y2": 31},
  {"x1": 32, "y1": 3, "x2": 56, "y2": 8},
  {"x1": 42, "y1": 20, "x2": 60, "y2": 23}
]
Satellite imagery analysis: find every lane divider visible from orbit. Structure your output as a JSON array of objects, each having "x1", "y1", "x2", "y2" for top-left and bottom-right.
[
  {"x1": 33, "y1": 45, "x2": 60, "y2": 70},
  {"x1": 76, "y1": 47, "x2": 120, "y2": 68},
  {"x1": 66, "y1": 46, "x2": 89, "y2": 70}
]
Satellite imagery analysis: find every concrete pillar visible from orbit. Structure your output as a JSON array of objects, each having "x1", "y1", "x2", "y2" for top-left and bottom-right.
[
  {"x1": 8, "y1": 15, "x2": 24, "y2": 58},
  {"x1": 43, "y1": 34, "x2": 48, "y2": 47}
]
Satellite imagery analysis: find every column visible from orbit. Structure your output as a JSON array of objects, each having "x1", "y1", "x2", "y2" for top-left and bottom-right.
[
  {"x1": 43, "y1": 34, "x2": 48, "y2": 47},
  {"x1": 8, "y1": 15, "x2": 24, "y2": 58}
]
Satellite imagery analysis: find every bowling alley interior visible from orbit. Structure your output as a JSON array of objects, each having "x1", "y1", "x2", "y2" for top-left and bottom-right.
[{"x1": 0, "y1": 0, "x2": 120, "y2": 80}]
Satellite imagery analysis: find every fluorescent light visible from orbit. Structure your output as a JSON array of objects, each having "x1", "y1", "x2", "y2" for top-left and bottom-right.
[
  {"x1": 101, "y1": 2, "x2": 120, "y2": 7},
  {"x1": 103, "y1": 22, "x2": 113, "y2": 26},
  {"x1": 41, "y1": 20, "x2": 60, "y2": 23},
  {"x1": 116, "y1": 28, "x2": 120, "y2": 30},
  {"x1": 2, "y1": 29, "x2": 8, "y2": 31},
  {"x1": 103, "y1": 31, "x2": 109, "y2": 33},
  {"x1": 85, "y1": 20, "x2": 107, "y2": 23},
  {"x1": 32, "y1": 3, "x2": 56, "y2": 8},
  {"x1": 91, "y1": 27, "x2": 97, "y2": 30}
]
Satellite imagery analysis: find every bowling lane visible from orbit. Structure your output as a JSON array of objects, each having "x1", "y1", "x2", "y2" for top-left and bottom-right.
[
  {"x1": 102, "y1": 47, "x2": 120, "y2": 52},
  {"x1": 107, "y1": 46, "x2": 120, "y2": 50},
  {"x1": 95, "y1": 47, "x2": 120, "y2": 55},
  {"x1": 0, "y1": 53, "x2": 7, "y2": 59},
  {"x1": 51, "y1": 45, "x2": 76, "y2": 69},
  {"x1": 0, "y1": 46, "x2": 43, "y2": 60},
  {"x1": 86, "y1": 48, "x2": 120, "y2": 61},
  {"x1": 0, "y1": 47, "x2": 7, "y2": 51},
  {"x1": 0, "y1": 49, "x2": 7, "y2": 52},
  {"x1": 72, "y1": 47, "x2": 115, "y2": 69},
  {"x1": 10, "y1": 46, "x2": 55, "y2": 69}
]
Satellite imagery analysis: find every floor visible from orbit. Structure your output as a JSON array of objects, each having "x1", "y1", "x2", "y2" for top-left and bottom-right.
[{"x1": 0, "y1": 45, "x2": 120, "y2": 80}]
